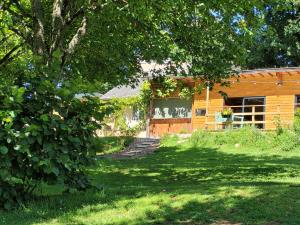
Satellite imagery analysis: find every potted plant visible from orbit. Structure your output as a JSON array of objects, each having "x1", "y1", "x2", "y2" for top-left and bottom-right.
[{"x1": 221, "y1": 107, "x2": 233, "y2": 119}]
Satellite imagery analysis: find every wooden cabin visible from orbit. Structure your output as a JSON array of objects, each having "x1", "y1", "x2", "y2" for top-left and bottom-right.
[{"x1": 149, "y1": 68, "x2": 300, "y2": 137}]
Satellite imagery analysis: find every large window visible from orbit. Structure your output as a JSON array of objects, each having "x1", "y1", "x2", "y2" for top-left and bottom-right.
[
  {"x1": 225, "y1": 96, "x2": 266, "y2": 129},
  {"x1": 152, "y1": 98, "x2": 192, "y2": 119}
]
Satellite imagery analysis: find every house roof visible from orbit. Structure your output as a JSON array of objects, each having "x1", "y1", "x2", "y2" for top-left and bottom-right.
[
  {"x1": 100, "y1": 66, "x2": 300, "y2": 100},
  {"x1": 75, "y1": 93, "x2": 103, "y2": 99},
  {"x1": 101, "y1": 80, "x2": 143, "y2": 100}
]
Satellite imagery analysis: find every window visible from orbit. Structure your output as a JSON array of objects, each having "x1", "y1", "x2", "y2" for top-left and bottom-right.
[
  {"x1": 225, "y1": 96, "x2": 266, "y2": 129},
  {"x1": 152, "y1": 98, "x2": 192, "y2": 119},
  {"x1": 295, "y1": 95, "x2": 300, "y2": 110},
  {"x1": 195, "y1": 108, "x2": 206, "y2": 116}
]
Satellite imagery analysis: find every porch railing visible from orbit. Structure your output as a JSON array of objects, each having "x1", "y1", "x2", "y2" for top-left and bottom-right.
[{"x1": 205, "y1": 104, "x2": 299, "y2": 129}]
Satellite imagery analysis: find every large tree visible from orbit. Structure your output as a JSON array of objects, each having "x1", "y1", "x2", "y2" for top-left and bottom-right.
[{"x1": 0, "y1": 0, "x2": 263, "y2": 86}]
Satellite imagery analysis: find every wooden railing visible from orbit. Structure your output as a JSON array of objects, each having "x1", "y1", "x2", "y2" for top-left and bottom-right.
[{"x1": 205, "y1": 104, "x2": 298, "y2": 128}]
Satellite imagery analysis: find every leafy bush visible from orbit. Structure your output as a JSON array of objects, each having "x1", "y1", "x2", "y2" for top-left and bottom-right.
[
  {"x1": 294, "y1": 108, "x2": 300, "y2": 133},
  {"x1": 273, "y1": 129, "x2": 300, "y2": 151},
  {"x1": 0, "y1": 76, "x2": 111, "y2": 209},
  {"x1": 190, "y1": 126, "x2": 270, "y2": 149}
]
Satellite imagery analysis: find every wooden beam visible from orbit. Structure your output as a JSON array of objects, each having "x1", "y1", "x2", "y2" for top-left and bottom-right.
[{"x1": 276, "y1": 72, "x2": 283, "y2": 85}]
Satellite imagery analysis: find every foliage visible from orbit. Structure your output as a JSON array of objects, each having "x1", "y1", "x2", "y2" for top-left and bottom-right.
[
  {"x1": 245, "y1": 0, "x2": 300, "y2": 68},
  {"x1": 294, "y1": 108, "x2": 300, "y2": 133},
  {"x1": 190, "y1": 126, "x2": 300, "y2": 151},
  {"x1": 273, "y1": 129, "x2": 300, "y2": 151},
  {"x1": 0, "y1": 74, "x2": 112, "y2": 209},
  {"x1": 177, "y1": 80, "x2": 195, "y2": 99},
  {"x1": 103, "y1": 81, "x2": 152, "y2": 136},
  {"x1": 274, "y1": 115, "x2": 284, "y2": 135},
  {"x1": 1, "y1": 1, "x2": 264, "y2": 85},
  {"x1": 106, "y1": 97, "x2": 144, "y2": 136},
  {"x1": 221, "y1": 108, "x2": 233, "y2": 117},
  {"x1": 139, "y1": 81, "x2": 153, "y2": 109},
  {"x1": 154, "y1": 77, "x2": 178, "y2": 98},
  {"x1": 153, "y1": 77, "x2": 196, "y2": 99}
]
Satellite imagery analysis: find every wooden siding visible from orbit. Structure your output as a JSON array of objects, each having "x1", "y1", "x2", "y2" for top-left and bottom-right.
[
  {"x1": 150, "y1": 71, "x2": 300, "y2": 136},
  {"x1": 150, "y1": 118, "x2": 192, "y2": 137}
]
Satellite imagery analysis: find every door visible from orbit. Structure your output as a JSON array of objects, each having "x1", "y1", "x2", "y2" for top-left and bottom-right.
[{"x1": 242, "y1": 97, "x2": 266, "y2": 129}]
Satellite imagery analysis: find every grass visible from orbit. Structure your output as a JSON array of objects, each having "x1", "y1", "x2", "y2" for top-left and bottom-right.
[
  {"x1": 92, "y1": 136, "x2": 134, "y2": 155},
  {"x1": 1, "y1": 133, "x2": 300, "y2": 224}
]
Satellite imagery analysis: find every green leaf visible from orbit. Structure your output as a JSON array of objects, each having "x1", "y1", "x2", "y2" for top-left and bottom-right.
[
  {"x1": 52, "y1": 167, "x2": 59, "y2": 176},
  {"x1": 0, "y1": 146, "x2": 8, "y2": 155},
  {"x1": 40, "y1": 114, "x2": 49, "y2": 122}
]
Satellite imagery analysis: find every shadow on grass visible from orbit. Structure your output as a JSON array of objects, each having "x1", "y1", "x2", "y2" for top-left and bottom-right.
[
  {"x1": 132, "y1": 185, "x2": 300, "y2": 225},
  {"x1": 96, "y1": 145, "x2": 300, "y2": 188},
  {"x1": 1, "y1": 143, "x2": 300, "y2": 225}
]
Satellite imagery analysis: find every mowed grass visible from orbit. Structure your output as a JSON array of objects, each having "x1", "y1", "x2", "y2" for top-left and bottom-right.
[{"x1": 1, "y1": 135, "x2": 300, "y2": 225}]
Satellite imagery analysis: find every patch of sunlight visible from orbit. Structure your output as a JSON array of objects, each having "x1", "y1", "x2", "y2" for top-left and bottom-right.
[{"x1": 146, "y1": 172, "x2": 161, "y2": 177}]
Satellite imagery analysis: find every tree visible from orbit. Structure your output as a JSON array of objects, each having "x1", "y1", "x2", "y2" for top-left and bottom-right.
[
  {"x1": 0, "y1": 0, "x2": 264, "y2": 84},
  {"x1": 245, "y1": 0, "x2": 300, "y2": 68}
]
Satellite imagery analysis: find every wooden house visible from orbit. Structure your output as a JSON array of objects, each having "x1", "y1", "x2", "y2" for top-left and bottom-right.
[{"x1": 149, "y1": 68, "x2": 300, "y2": 137}]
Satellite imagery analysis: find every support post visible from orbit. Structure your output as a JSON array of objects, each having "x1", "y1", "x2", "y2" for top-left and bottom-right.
[
  {"x1": 252, "y1": 105, "x2": 255, "y2": 127},
  {"x1": 205, "y1": 81, "x2": 210, "y2": 130}
]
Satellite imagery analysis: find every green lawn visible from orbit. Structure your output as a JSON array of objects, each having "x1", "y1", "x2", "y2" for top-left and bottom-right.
[{"x1": 1, "y1": 136, "x2": 300, "y2": 225}]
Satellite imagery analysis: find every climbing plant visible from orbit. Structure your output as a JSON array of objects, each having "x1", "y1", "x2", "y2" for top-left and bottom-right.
[{"x1": 104, "y1": 81, "x2": 152, "y2": 136}]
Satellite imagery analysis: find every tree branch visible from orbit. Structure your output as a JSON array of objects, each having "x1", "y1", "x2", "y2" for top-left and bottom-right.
[
  {"x1": 0, "y1": 43, "x2": 23, "y2": 66},
  {"x1": 50, "y1": 0, "x2": 64, "y2": 54},
  {"x1": 8, "y1": 26, "x2": 32, "y2": 46},
  {"x1": 0, "y1": 34, "x2": 13, "y2": 45},
  {"x1": 66, "y1": 15, "x2": 87, "y2": 56},
  {"x1": 65, "y1": 7, "x2": 84, "y2": 26}
]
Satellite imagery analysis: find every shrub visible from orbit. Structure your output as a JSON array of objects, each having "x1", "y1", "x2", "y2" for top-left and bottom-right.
[
  {"x1": 0, "y1": 76, "x2": 111, "y2": 209},
  {"x1": 190, "y1": 125, "x2": 300, "y2": 152},
  {"x1": 294, "y1": 108, "x2": 300, "y2": 133},
  {"x1": 190, "y1": 127, "x2": 270, "y2": 150},
  {"x1": 273, "y1": 129, "x2": 300, "y2": 151},
  {"x1": 190, "y1": 130, "x2": 215, "y2": 146}
]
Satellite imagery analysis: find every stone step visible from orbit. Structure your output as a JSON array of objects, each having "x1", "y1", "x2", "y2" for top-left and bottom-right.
[
  {"x1": 108, "y1": 137, "x2": 161, "y2": 159},
  {"x1": 126, "y1": 150, "x2": 143, "y2": 154},
  {"x1": 134, "y1": 142, "x2": 159, "y2": 146},
  {"x1": 135, "y1": 146, "x2": 158, "y2": 150},
  {"x1": 135, "y1": 143, "x2": 159, "y2": 148},
  {"x1": 135, "y1": 139, "x2": 160, "y2": 143}
]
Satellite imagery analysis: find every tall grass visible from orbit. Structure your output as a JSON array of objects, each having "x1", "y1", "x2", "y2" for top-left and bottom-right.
[{"x1": 190, "y1": 126, "x2": 300, "y2": 151}]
